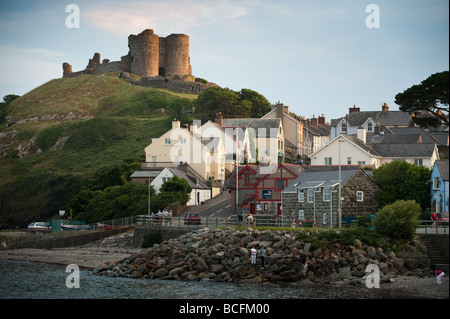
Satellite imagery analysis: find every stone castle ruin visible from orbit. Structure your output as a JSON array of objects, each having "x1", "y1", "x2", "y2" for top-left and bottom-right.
[{"x1": 62, "y1": 29, "x2": 214, "y2": 93}]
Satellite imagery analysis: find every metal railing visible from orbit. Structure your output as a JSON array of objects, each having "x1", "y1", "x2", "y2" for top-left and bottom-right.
[
  {"x1": 136, "y1": 215, "x2": 314, "y2": 229},
  {"x1": 418, "y1": 220, "x2": 448, "y2": 235}
]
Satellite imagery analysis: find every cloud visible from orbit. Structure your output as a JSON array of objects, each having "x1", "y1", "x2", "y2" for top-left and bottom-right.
[{"x1": 83, "y1": 0, "x2": 249, "y2": 37}]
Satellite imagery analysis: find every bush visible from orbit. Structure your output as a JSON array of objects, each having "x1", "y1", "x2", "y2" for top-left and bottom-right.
[
  {"x1": 37, "y1": 125, "x2": 63, "y2": 151},
  {"x1": 373, "y1": 200, "x2": 421, "y2": 240},
  {"x1": 142, "y1": 230, "x2": 162, "y2": 248}
]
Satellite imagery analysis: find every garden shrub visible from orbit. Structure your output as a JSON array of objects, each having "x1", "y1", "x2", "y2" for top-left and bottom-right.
[{"x1": 373, "y1": 200, "x2": 421, "y2": 240}]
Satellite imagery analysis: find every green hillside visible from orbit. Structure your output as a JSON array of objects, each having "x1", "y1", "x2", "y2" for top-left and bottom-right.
[{"x1": 0, "y1": 73, "x2": 198, "y2": 228}]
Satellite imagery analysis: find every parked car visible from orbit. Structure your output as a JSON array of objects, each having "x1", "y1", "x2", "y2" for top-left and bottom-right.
[
  {"x1": 437, "y1": 212, "x2": 449, "y2": 226},
  {"x1": 28, "y1": 221, "x2": 52, "y2": 233},
  {"x1": 184, "y1": 212, "x2": 201, "y2": 225}
]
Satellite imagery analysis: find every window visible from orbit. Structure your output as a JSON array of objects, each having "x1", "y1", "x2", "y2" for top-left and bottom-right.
[
  {"x1": 323, "y1": 188, "x2": 331, "y2": 202},
  {"x1": 298, "y1": 210, "x2": 305, "y2": 220},
  {"x1": 298, "y1": 191, "x2": 304, "y2": 203},
  {"x1": 307, "y1": 189, "x2": 314, "y2": 203},
  {"x1": 264, "y1": 203, "x2": 268, "y2": 211},
  {"x1": 341, "y1": 121, "x2": 347, "y2": 133},
  {"x1": 325, "y1": 157, "x2": 332, "y2": 165},
  {"x1": 323, "y1": 213, "x2": 327, "y2": 225},
  {"x1": 162, "y1": 177, "x2": 171, "y2": 183},
  {"x1": 277, "y1": 179, "x2": 287, "y2": 190},
  {"x1": 357, "y1": 161, "x2": 366, "y2": 165},
  {"x1": 164, "y1": 138, "x2": 171, "y2": 145},
  {"x1": 347, "y1": 157, "x2": 352, "y2": 165},
  {"x1": 356, "y1": 191, "x2": 364, "y2": 202},
  {"x1": 415, "y1": 159, "x2": 423, "y2": 166},
  {"x1": 433, "y1": 177, "x2": 441, "y2": 190},
  {"x1": 367, "y1": 122, "x2": 373, "y2": 132},
  {"x1": 180, "y1": 138, "x2": 187, "y2": 144}
]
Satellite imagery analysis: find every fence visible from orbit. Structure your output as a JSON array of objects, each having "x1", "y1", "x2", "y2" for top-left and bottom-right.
[
  {"x1": 418, "y1": 220, "x2": 448, "y2": 235},
  {"x1": 3, "y1": 216, "x2": 137, "y2": 248},
  {"x1": 136, "y1": 214, "x2": 316, "y2": 229}
]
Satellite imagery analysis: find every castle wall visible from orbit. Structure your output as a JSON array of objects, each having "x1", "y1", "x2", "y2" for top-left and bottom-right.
[{"x1": 63, "y1": 29, "x2": 192, "y2": 80}]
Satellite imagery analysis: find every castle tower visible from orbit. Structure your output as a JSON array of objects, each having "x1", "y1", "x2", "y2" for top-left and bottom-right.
[
  {"x1": 128, "y1": 29, "x2": 160, "y2": 77},
  {"x1": 159, "y1": 33, "x2": 191, "y2": 78}
]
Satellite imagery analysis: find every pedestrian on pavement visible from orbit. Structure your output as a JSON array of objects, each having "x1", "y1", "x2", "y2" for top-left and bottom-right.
[
  {"x1": 259, "y1": 245, "x2": 266, "y2": 269},
  {"x1": 251, "y1": 245, "x2": 257, "y2": 267},
  {"x1": 431, "y1": 211, "x2": 438, "y2": 228}
]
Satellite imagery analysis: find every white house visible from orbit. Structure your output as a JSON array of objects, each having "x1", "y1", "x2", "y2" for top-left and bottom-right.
[
  {"x1": 310, "y1": 127, "x2": 440, "y2": 169},
  {"x1": 330, "y1": 103, "x2": 413, "y2": 139},
  {"x1": 144, "y1": 119, "x2": 226, "y2": 180},
  {"x1": 152, "y1": 167, "x2": 211, "y2": 206}
]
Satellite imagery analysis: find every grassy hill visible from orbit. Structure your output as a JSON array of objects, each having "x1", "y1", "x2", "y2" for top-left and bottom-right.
[{"x1": 0, "y1": 73, "x2": 198, "y2": 228}]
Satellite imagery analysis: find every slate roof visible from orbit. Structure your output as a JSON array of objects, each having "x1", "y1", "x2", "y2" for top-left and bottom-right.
[
  {"x1": 331, "y1": 111, "x2": 412, "y2": 127},
  {"x1": 223, "y1": 118, "x2": 281, "y2": 138},
  {"x1": 435, "y1": 160, "x2": 449, "y2": 181},
  {"x1": 282, "y1": 168, "x2": 360, "y2": 193},
  {"x1": 370, "y1": 143, "x2": 437, "y2": 158},
  {"x1": 166, "y1": 168, "x2": 210, "y2": 190}
]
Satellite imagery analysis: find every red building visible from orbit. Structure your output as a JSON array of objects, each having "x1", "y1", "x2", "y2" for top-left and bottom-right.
[{"x1": 227, "y1": 163, "x2": 304, "y2": 217}]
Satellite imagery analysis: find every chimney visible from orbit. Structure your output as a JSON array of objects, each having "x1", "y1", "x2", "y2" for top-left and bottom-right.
[
  {"x1": 310, "y1": 115, "x2": 318, "y2": 126},
  {"x1": 276, "y1": 102, "x2": 284, "y2": 118},
  {"x1": 374, "y1": 122, "x2": 382, "y2": 135},
  {"x1": 172, "y1": 119, "x2": 180, "y2": 129},
  {"x1": 357, "y1": 126, "x2": 366, "y2": 144},
  {"x1": 382, "y1": 103, "x2": 389, "y2": 112},
  {"x1": 318, "y1": 114, "x2": 326, "y2": 126},
  {"x1": 215, "y1": 112, "x2": 223, "y2": 126},
  {"x1": 190, "y1": 123, "x2": 198, "y2": 135},
  {"x1": 349, "y1": 105, "x2": 360, "y2": 113}
]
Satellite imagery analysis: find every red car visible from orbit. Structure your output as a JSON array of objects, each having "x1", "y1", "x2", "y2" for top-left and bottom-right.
[
  {"x1": 184, "y1": 212, "x2": 201, "y2": 225},
  {"x1": 437, "y1": 212, "x2": 449, "y2": 226}
]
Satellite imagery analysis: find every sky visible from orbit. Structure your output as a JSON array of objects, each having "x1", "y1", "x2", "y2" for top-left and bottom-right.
[{"x1": 0, "y1": 0, "x2": 448, "y2": 120}]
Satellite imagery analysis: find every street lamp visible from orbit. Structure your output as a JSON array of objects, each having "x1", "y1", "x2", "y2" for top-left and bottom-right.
[{"x1": 338, "y1": 139, "x2": 345, "y2": 228}]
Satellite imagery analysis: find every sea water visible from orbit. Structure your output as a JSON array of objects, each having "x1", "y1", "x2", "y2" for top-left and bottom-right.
[{"x1": 0, "y1": 259, "x2": 391, "y2": 299}]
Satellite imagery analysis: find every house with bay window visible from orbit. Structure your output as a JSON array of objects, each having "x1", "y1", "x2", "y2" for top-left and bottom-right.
[{"x1": 282, "y1": 167, "x2": 379, "y2": 227}]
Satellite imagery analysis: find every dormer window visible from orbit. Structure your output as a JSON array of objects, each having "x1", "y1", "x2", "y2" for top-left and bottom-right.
[
  {"x1": 367, "y1": 122, "x2": 373, "y2": 132},
  {"x1": 341, "y1": 121, "x2": 347, "y2": 133}
]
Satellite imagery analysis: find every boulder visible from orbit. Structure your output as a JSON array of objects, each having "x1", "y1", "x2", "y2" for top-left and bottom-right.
[{"x1": 338, "y1": 267, "x2": 353, "y2": 280}]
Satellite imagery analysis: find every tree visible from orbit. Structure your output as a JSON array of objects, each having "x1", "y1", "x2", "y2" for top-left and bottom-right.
[
  {"x1": 194, "y1": 87, "x2": 271, "y2": 123},
  {"x1": 395, "y1": 71, "x2": 449, "y2": 126},
  {"x1": 371, "y1": 161, "x2": 431, "y2": 210},
  {"x1": 238, "y1": 88, "x2": 271, "y2": 118},
  {"x1": 160, "y1": 175, "x2": 192, "y2": 204},
  {"x1": 373, "y1": 200, "x2": 421, "y2": 240},
  {"x1": 167, "y1": 98, "x2": 193, "y2": 123}
]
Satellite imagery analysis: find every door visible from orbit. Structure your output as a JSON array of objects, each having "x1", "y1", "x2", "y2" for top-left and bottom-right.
[
  {"x1": 250, "y1": 203, "x2": 256, "y2": 215},
  {"x1": 277, "y1": 203, "x2": 282, "y2": 216}
]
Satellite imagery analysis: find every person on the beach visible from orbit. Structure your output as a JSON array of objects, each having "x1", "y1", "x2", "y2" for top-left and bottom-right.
[
  {"x1": 250, "y1": 245, "x2": 257, "y2": 267},
  {"x1": 259, "y1": 245, "x2": 266, "y2": 269},
  {"x1": 435, "y1": 269, "x2": 445, "y2": 285},
  {"x1": 300, "y1": 254, "x2": 307, "y2": 272}
]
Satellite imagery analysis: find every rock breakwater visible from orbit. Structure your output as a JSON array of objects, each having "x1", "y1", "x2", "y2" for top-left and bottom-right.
[{"x1": 93, "y1": 227, "x2": 428, "y2": 285}]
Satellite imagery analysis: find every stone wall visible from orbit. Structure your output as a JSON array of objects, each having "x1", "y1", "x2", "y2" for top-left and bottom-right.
[{"x1": 282, "y1": 170, "x2": 379, "y2": 227}]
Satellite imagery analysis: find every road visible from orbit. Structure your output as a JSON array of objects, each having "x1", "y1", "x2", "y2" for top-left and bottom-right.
[{"x1": 184, "y1": 191, "x2": 232, "y2": 222}]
